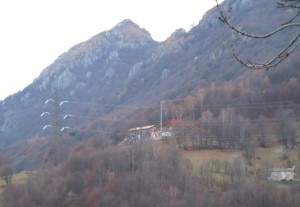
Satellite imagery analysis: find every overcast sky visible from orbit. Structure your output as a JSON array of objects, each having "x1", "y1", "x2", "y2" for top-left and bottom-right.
[{"x1": 0, "y1": 0, "x2": 222, "y2": 100}]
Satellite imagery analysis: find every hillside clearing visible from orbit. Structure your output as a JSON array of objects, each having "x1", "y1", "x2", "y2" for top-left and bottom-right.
[{"x1": 0, "y1": 171, "x2": 30, "y2": 194}]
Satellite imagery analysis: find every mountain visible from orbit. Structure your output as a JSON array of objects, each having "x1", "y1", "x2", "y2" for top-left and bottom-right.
[
  {"x1": 0, "y1": 19, "x2": 157, "y2": 145},
  {"x1": 0, "y1": 0, "x2": 299, "y2": 152}
]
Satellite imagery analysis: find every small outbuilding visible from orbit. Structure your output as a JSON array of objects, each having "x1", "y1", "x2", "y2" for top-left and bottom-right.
[{"x1": 269, "y1": 166, "x2": 295, "y2": 181}]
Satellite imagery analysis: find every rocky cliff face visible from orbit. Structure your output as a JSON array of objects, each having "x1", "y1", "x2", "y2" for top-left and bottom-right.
[
  {"x1": 0, "y1": 19, "x2": 159, "y2": 146},
  {"x1": 36, "y1": 19, "x2": 157, "y2": 95},
  {"x1": 0, "y1": 0, "x2": 298, "y2": 147}
]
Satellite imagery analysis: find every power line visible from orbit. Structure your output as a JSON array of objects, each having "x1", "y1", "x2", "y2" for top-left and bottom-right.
[
  {"x1": 40, "y1": 112, "x2": 161, "y2": 124},
  {"x1": 59, "y1": 125, "x2": 300, "y2": 140},
  {"x1": 41, "y1": 98, "x2": 299, "y2": 139},
  {"x1": 59, "y1": 100, "x2": 158, "y2": 109},
  {"x1": 59, "y1": 112, "x2": 300, "y2": 124},
  {"x1": 60, "y1": 126, "x2": 129, "y2": 135},
  {"x1": 55, "y1": 98, "x2": 300, "y2": 111}
]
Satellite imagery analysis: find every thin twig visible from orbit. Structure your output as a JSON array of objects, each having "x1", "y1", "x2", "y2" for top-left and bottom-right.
[{"x1": 215, "y1": 0, "x2": 300, "y2": 70}]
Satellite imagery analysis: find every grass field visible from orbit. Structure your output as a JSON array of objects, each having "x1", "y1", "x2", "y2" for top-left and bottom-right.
[
  {"x1": 182, "y1": 143, "x2": 299, "y2": 178},
  {"x1": 256, "y1": 145, "x2": 298, "y2": 166},
  {"x1": 0, "y1": 171, "x2": 30, "y2": 194},
  {"x1": 182, "y1": 149, "x2": 242, "y2": 173}
]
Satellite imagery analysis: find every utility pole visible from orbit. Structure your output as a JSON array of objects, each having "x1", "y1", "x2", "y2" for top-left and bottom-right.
[
  {"x1": 42, "y1": 91, "x2": 66, "y2": 166},
  {"x1": 160, "y1": 100, "x2": 164, "y2": 132},
  {"x1": 53, "y1": 92, "x2": 62, "y2": 141},
  {"x1": 43, "y1": 95, "x2": 62, "y2": 140}
]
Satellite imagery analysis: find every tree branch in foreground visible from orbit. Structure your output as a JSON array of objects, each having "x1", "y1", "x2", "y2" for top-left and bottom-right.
[{"x1": 215, "y1": 0, "x2": 300, "y2": 70}]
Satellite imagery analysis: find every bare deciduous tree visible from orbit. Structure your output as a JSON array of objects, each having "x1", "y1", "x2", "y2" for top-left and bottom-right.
[
  {"x1": 0, "y1": 164, "x2": 14, "y2": 185},
  {"x1": 0, "y1": 153, "x2": 14, "y2": 185},
  {"x1": 256, "y1": 115, "x2": 268, "y2": 148},
  {"x1": 216, "y1": 0, "x2": 300, "y2": 70}
]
